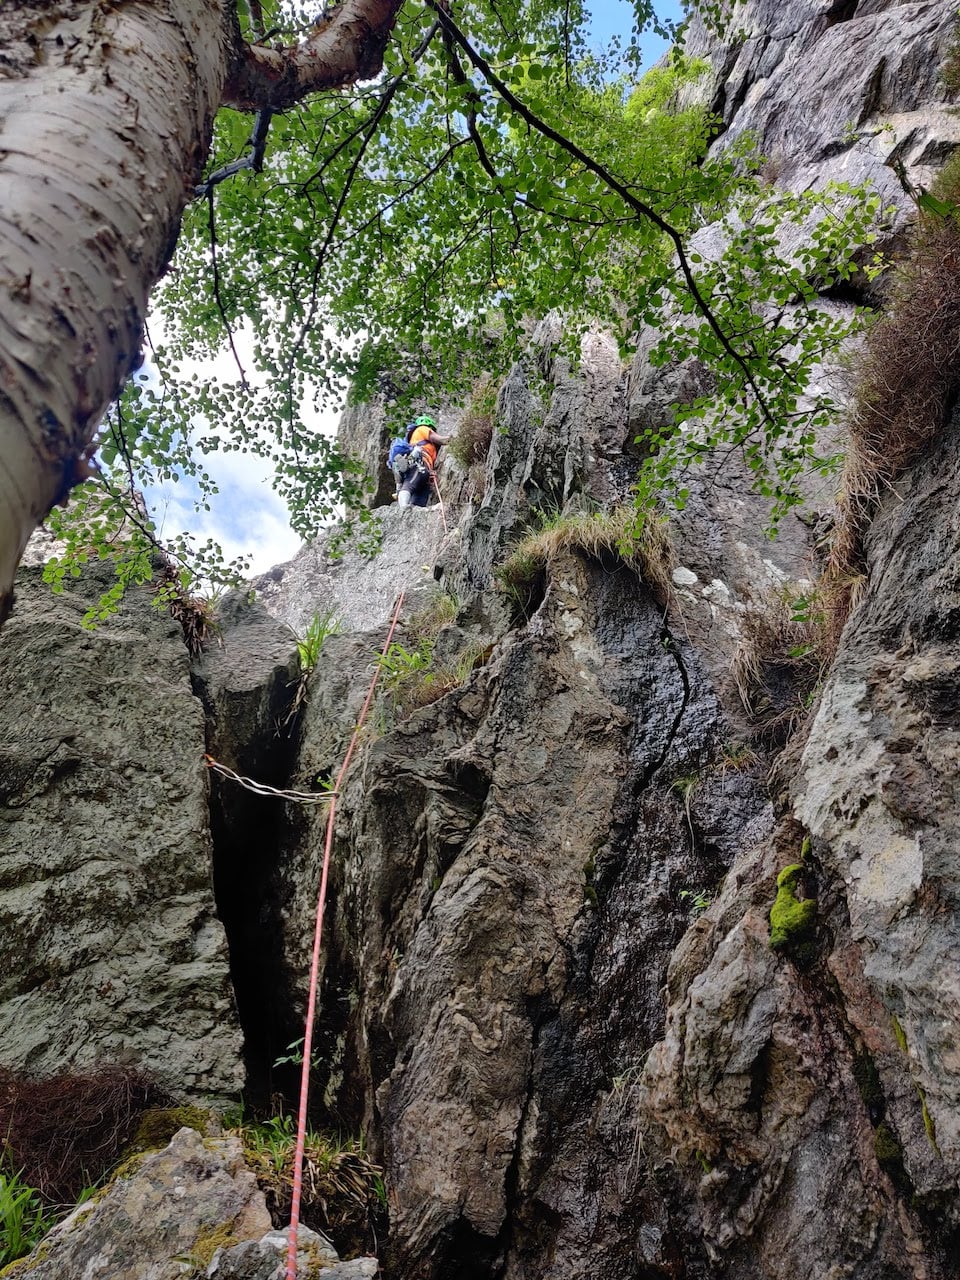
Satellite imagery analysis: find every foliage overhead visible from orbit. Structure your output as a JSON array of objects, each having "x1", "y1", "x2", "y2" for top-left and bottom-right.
[{"x1": 51, "y1": 0, "x2": 885, "y2": 612}]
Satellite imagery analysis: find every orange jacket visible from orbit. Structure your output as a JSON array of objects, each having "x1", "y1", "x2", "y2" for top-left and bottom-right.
[{"x1": 409, "y1": 425, "x2": 439, "y2": 469}]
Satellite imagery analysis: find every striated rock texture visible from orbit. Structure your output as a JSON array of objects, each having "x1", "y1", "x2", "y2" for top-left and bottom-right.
[
  {"x1": 683, "y1": 0, "x2": 960, "y2": 223},
  {"x1": 0, "y1": 558, "x2": 243, "y2": 1098}
]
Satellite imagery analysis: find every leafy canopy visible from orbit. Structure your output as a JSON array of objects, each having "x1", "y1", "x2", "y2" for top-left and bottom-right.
[{"x1": 47, "y1": 0, "x2": 883, "y2": 619}]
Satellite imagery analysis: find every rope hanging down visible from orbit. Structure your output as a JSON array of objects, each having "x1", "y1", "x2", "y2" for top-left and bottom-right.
[{"x1": 285, "y1": 591, "x2": 406, "y2": 1280}]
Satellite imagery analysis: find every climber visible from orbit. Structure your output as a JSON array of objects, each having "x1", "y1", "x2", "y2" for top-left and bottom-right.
[
  {"x1": 387, "y1": 426, "x2": 416, "y2": 493},
  {"x1": 396, "y1": 414, "x2": 450, "y2": 509}
]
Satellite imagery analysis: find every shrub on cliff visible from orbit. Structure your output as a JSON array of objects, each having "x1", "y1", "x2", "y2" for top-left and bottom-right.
[
  {"x1": 0, "y1": 1066, "x2": 158, "y2": 1207},
  {"x1": 827, "y1": 152, "x2": 960, "y2": 633}
]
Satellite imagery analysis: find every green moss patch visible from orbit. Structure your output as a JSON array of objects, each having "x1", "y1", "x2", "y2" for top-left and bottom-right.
[
  {"x1": 769, "y1": 863, "x2": 817, "y2": 952},
  {"x1": 125, "y1": 1107, "x2": 215, "y2": 1159}
]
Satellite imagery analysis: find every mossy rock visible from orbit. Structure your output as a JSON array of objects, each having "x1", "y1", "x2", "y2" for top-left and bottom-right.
[
  {"x1": 124, "y1": 1106, "x2": 218, "y2": 1159},
  {"x1": 874, "y1": 1121, "x2": 903, "y2": 1165},
  {"x1": 189, "y1": 1222, "x2": 240, "y2": 1270},
  {"x1": 769, "y1": 863, "x2": 817, "y2": 952},
  {"x1": 0, "y1": 1244, "x2": 50, "y2": 1279}
]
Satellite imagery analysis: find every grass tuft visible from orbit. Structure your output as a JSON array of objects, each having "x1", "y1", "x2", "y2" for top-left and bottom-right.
[
  {"x1": 826, "y1": 152, "x2": 960, "y2": 636},
  {"x1": 448, "y1": 377, "x2": 496, "y2": 470},
  {"x1": 496, "y1": 506, "x2": 674, "y2": 608},
  {"x1": 732, "y1": 589, "x2": 827, "y2": 745},
  {"x1": 229, "y1": 1115, "x2": 384, "y2": 1251}
]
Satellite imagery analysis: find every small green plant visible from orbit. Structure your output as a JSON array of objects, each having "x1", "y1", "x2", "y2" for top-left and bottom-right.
[
  {"x1": 0, "y1": 1167, "x2": 51, "y2": 1268},
  {"x1": 717, "y1": 740, "x2": 759, "y2": 773},
  {"x1": 295, "y1": 610, "x2": 342, "y2": 675},
  {"x1": 670, "y1": 772, "x2": 700, "y2": 847},
  {"x1": 374, "y1": 639, "x2": 458, "y2": 723},
  {"x1": 236, "y1": 1114, "x2": 297, "y2": 1178},
  {"x1": 375, "y1": 639, "x2": 433, "y2": 691},
  {"x1": 271, "y1": 1037, "x2": 323, "y2": 1073},
  {"x1": 282, "y1": 610, "x2": 343, "y2": 726},
  {"x1": 405, "y1": 594, "x2": 459, "y2": 644},
  {"x1": 678, "y1": 887, "x2": 712, "y2": 919}
]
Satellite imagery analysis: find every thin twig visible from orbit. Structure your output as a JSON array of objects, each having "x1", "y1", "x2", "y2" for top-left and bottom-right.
[{"x1": 206, "y1": 186, "x2": 249, "y2": 388}]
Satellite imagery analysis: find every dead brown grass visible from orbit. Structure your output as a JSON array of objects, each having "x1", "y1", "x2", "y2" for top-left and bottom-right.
[
  {"x1": 732, "y1": 593, "x2": 828, "y2": 746},
  {"x1": 826, "y1": 155, "x2": 960, "y2": 637},
  {"x1": 449, "y1": 377, "x2": 496, "y2": 470},
  {"x1": 0, "y1": 1067, "x2": 159, "y2": 1205}
]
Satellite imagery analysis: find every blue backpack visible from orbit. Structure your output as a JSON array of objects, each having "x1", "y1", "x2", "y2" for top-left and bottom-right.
[{"x1": 388, "y1": 437, "x2": 413, "y2": 474}]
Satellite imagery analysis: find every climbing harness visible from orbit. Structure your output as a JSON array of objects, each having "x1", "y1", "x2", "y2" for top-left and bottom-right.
[
  {"x1": 284, "y1": 591, "x2": 406, "y2": 1280},
  {"x1": 202, "y1": 756, "x2": 336, "y2": 805}
]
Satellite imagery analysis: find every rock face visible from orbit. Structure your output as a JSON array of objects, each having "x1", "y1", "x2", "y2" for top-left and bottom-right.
[
  {"x1": 684, "y1": 0, "x2": 960, "y2": 222},
  {"x1": 0, "y1": 559, "x2": 243, "y2": 1098},
  {"x1": 7, "y1": 1128, "x2": 271, "y2": 1280},
  {"x1": 2, "y1": 1, "x2": 960, "y2": 1278}
]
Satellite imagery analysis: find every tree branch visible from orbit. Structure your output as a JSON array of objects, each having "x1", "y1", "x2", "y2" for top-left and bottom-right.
[
  {"x1": 196, "y1": 107, "x2": 274, "y2": 196},
  {"x1": 222, "y1": 0, "x2": 408, "y2": 112},
  {"x1": 205, "y1": 188, "x2": 249, "y2": 388},
  {"x1": 426, "y1": 1, "x2": 778, "y2": 430}
]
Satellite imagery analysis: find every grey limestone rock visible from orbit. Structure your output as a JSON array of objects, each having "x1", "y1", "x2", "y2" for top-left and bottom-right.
[
  {"x1": 0, "y1": 561, "x2": 243, "y2": 1098},
  {"x1": 252, "y1": 506, "x2": 449, "y2": 638},
  {"x1": 9, "y1": 1127, "x2": 271, "y2": 1279},
  {"x1": 794, "y1": 406, "x2": 960, "y2": 1187},
  {"x1": 685, "y1": 0, "x2": 959, "y2": 212},
  {"x1": 207, "y1": 1225, "x2": 377, "y2": 1279}
]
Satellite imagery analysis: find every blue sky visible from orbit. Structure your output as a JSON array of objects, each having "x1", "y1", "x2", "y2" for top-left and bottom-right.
[{"x1": 586, "y1": 0, "x2": 685, "y2": 68}]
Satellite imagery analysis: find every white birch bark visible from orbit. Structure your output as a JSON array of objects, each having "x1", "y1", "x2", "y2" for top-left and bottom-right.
[
  {"x1": 0, "y1": 0, "x2": 407, "y2": 624},
  {"x1": 0, "y1": 0, "x2": 231, "y2": 622}
]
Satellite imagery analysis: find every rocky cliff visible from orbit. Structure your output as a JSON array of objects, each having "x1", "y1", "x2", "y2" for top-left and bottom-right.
[{"x1": 1, "y1": 0, "x2": 959, "y2": 1277}]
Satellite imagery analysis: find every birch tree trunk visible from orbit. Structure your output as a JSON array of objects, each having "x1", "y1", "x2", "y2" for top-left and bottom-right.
[
  {"x1": 0, "y1": 0, "x2": 232, "y2": 622},
  {"x1": 0, "y1": 0, "x2": 406, "y2": 624}
]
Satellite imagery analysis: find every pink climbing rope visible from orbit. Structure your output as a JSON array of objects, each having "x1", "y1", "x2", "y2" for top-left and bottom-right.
[{"x1": 285, "y1": 591, "x2": 406, "y2": 1280}]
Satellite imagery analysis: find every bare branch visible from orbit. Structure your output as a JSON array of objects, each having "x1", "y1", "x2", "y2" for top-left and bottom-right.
[
  {"x1": 427, "y1": 1, "x2": 779, "y2": 430},
  {"x1": 205, "y1": 188, "x2": 249, "y2": 388},
  {"x1": 196, "y1": 108, "x2": 274, "y2": 195}
]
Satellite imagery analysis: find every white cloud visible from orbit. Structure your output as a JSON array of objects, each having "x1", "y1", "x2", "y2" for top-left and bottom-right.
[{"x1": 138, "y1": 318, "x2": 350, "y2": 578}]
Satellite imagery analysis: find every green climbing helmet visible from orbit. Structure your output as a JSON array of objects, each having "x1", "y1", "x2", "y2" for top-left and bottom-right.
[{"x1": 414, "y1": 414, "x2": 435, "y2": 427}]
